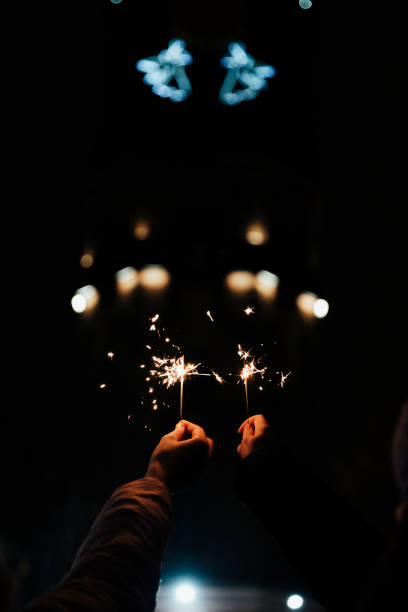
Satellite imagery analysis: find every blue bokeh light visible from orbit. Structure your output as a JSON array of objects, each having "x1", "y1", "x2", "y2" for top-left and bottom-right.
[
  {"x1": 136, "y1": 39, "x2": 193, "y2": 102},
  {"x1": 110, "y1": 0, "x2": 123, "y2": 4},
  {"x1": 219, "y1": 42, "x2": 276, "y2": 105},
  {"x1": 299, "y1": 0, "x2": 312, "y2": 9}
]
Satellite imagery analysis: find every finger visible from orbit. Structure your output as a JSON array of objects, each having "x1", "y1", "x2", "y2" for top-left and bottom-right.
[
  {"x1": 207, "y1": 437, "x2": 214, "y2": 459},
  {"x1": 252, "y1": 414, "x2": 270, "y2": 435},
  {"x1": 237, "y1": 442, "x2": 242, "y2": 455},
  {"x1": 238, "y1": 418, "x2": 250, "y2": 434},
  {"x1": 173, "y1": 421, "x2": 186, "y2": 441},
  {"x1": 182, "y1": 420, "x2": 207, "y2": 439}
]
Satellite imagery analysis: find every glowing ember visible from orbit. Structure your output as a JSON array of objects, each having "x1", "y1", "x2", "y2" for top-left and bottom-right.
[
  {"x1": 244, "y1": 306, "x2": 255, "y2": 316},
  {"x1": 277, "y1": 370, "x2": 292, "y2": 388},
  {"x1": 206, "y1": 310, "x2": 214, "y2": 322},
  {"x1": 211, "y1": 370, "x2": 225, "y2": 384}
]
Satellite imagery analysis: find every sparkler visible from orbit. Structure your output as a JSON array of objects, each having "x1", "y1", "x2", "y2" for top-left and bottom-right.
[
  {"x1": 238, "y1": 345, "x2": 267, "y2": 416},
  {"x1": 150, "y1": 354, "x2": 210, "y2": 420}
]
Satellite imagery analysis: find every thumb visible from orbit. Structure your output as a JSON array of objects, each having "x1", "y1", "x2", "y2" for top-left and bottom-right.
[{"x1": 174, "y1": 421, "x2": 186, "y2": 441}]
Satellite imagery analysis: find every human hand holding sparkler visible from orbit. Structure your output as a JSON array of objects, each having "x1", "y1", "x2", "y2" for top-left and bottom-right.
[
  {"x1": 145, "y1": 420, "x2": 214, "y2": 491},
  {"x1": 237, "y1": 414, "x2": 271, "y2": 460}
]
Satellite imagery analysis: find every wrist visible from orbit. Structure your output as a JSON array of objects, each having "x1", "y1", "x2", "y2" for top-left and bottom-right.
[{"x1": 145, "y1": 462, "x2": 168, "y2": 486}]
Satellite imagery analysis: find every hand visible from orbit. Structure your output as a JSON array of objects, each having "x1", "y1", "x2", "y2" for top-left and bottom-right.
[
  {"x1": 145, "y1": 420, "x2": 214, "y2": 491},
  {"x1": 237, "y1": 414, "x2": 271, "y2": 460}
]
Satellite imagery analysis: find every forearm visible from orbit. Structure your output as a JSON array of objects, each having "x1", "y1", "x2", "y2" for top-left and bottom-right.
[{"x1": 26, "y1": 477, "x2": 172, "y2": 612}]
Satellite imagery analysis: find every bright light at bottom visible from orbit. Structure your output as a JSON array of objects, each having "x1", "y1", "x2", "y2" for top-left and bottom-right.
[
  {"x1": 174, "y1": 582, "x2": 197, "y2": 604},
  {"x1": 287, "y1": 594, "x2": 304, "y2": 609}
]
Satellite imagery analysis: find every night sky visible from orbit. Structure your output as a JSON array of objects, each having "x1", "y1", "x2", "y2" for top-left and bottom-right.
[{"x1": 4, "y1": 1, "x2": 408, "y2": 610}]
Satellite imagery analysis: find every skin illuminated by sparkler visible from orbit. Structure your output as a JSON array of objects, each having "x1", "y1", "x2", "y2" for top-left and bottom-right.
[{"x1": 238, "y1": 345, "x2": 266, "y2": 415}]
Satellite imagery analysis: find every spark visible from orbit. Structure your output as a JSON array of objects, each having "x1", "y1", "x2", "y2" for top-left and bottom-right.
[
  {"x1": 206, "y1": 310, "x2": 214, "y2": 322},
  {"x1": 99, "y1": 383, "x2": 107, "y2": 389},
  {"x1": 151, "y1": 313, "x2": 160, "y2": 323},
  {"x1": 140, "y1": 364, "x2": 146, "y2": 369},
  {"x1": 244, "y1": 306, "x2": 255, "y2": 316},
  {"x1": 150, "y1": 354, "x2": 209, "y2": 419},
  {"x1": 128, "y1": 415, "x2": 131, "y2": 420},
  {"x1": 278, "y1": 370, "x2": 292, "y2": 388},
  {"x1": 149, "y1": 324, "x2": 156, "y2": 331},
  {"x1": 146, "y1": 345, "x2": 152, "y2": 350},
  {"x1": 165, "y1": 337, "x2": 171, "y2": 343},
  {"x1": 148, "y1": 387, "x2": 154, "y2": 394},
  {"x1": 107, "y1": 352, "x2": 114, "y2": 360},
  {"x1": 238, "y1": 345, "x2": 267, "y2": 416},
  {"x1": 211, "y1": 370, "x2": 225, "y2": 384},
  {"x1": 259, "y1": 386, "x2": 263, "y2": 391}
]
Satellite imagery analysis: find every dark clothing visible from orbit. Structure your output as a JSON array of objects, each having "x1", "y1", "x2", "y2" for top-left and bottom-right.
[
  {"x1": 26, "y1": 477, "x2": 172, "y2": 612},
  {"x1": 235, "y1": 448, "x2": 405, "y2": 612}
]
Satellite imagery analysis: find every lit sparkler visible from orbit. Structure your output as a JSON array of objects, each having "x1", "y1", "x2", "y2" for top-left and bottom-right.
[
  {"x1": 150, "y1": 354, "x2": 210, "y2": 420},
  {"x1": 238, "y1": 345, "x2": 267, "y2": 416}
]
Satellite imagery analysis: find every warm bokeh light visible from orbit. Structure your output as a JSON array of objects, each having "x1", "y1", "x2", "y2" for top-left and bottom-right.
[
  {"x1": 225, "y1": 270, "x2": 255, "y2": 293},
  {"x1": 71, "y1": 285, "x2": 99, "y2": 314},
  {"x1": 133, "y1": 220, "x2": 151, "y2": 240},
  {"x1": 139, "y1": 265, "x2": 171, "y2": 290},
  {"x1": 295, "y1": 291, "x2": 317, "y2": 319},
  {"x1": 255, "y1": 270, "x2": 279, "y2": 299},
  {"x1": 296, "y1": 292, "x2": 329, "y2": 320},
  {"x1": 313, "y1": 298, "x2": 329, "y2": 319},
  {"x1": 245, "y1": 221, "x2": 269, "y2": 246},
  {"x1": 174, "y1": 582, "x2": 197, "y2": 604},
  {"x1": 115, "y1": 266, "x2": 139, "y2": 295},
  {"x1": 80, "y1": 249, "x2": 94, "y2": 269},
  {"x1": 286, "y1": 593, "x2": 304, "y2": 609}
]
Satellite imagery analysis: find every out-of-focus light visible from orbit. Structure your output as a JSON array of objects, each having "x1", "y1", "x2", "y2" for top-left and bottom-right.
[
  {"x1": 110, "y1": 0, "x2": 123, "y2": 4},
  {"x1": 71, "y1": 294, "x2": 86, "y2": 313},
  {"x1": 225, "y1": 270, "x2": 255, "y2": 293},
  {"x1": 245, "y1": 222, "x2": 269, "y2": 246},
  {"x1": 219, "y1": 42, "x2": 276, "y2": 105},
  {"x1": 255, "y1": 270, "x2": 279, "y2": 299},
  {"x1": 286, "y1": 594, "x2": 304, "y2": 609},
  {"x1": 136, "y1": 39, "x2": 193, "y2": 102},
  {"x1": 115, "y1": 267, "x2": 139, "y2": 295},
  {"x1": 139, "y1": 265, "x2": 171, "y2": 290},
  {"x1": 296, "y1": 291, "x2": 317, "y2": 319},
  {"x1": 80, "y1": 249, "x2": 94, "y2": 269},
  {"x1": 313, "y1": 298, "x2": 329, "y2": 319},
  {"x1": 71, "y1": 285, "x2": 99, "y2": 314},
  {"x1": 174, "y1": 582, "x2": 197, "y2": 604},
  {"x1": 299, "y1": 0, "x2": 312, "y2": 9},
  {"x1": 133, "y1": 220, "x2": 151, "y2": 240}
]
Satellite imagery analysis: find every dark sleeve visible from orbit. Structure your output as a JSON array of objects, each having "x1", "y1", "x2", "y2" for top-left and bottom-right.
[
  {"x1": 235, "y1": 448, "x2": 384, "y2": 612},
  {"x1": 26, "y1": 477, "x2": 172, "y2": 612}
]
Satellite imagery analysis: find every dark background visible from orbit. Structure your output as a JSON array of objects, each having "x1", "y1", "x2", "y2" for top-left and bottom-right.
[{"x1": 3, "y1": 1, "x2": 407, "y2": 610}]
